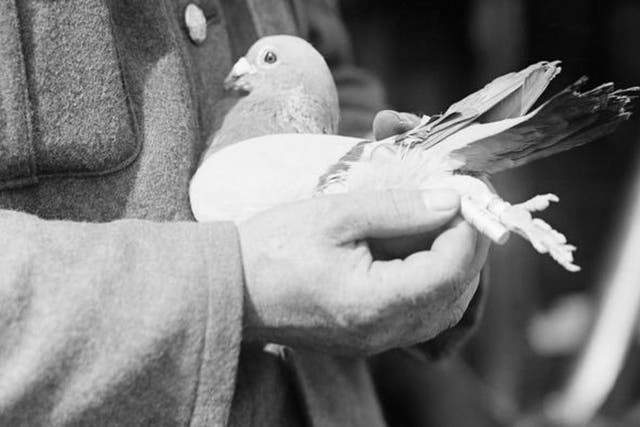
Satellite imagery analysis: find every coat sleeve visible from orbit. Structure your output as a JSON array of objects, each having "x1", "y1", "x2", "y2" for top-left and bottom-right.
[{"x1": 0, "y1": 209, "x2": 244, "y2": 426}]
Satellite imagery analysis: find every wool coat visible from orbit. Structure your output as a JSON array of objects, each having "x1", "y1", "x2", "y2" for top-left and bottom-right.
[{"x1": 0, "y1": 0, "x2": 388, "y2": 425}]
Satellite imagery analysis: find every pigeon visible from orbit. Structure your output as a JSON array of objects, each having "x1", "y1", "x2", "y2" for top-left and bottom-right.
[
  {"x1": 206, "y1": 35, "x2": 339, "y2": 158},
  {"x1": 190, "y1": 35, "x2": 639, "y2": 272}
]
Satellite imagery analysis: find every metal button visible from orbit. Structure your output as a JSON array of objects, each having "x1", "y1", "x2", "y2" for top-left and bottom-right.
[{"x1": 185, "y1": 4, "x2": 207, "y2": 45}]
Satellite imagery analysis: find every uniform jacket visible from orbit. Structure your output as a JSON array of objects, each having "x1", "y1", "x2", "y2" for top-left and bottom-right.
[{"x1": 0, "y1": 0, "x2": 386, "y2": 425}]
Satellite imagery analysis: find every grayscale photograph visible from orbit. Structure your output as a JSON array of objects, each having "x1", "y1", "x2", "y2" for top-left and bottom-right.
[{"x1": 0, "y1": 0, "x2": 638, "y2": 426}]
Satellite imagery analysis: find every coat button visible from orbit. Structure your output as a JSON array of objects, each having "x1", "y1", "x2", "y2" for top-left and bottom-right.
[{"x1": 185, "y1": 4, "x2": 207, "y2": 44}]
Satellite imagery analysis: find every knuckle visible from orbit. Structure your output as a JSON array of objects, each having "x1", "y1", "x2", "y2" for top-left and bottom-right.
[
  {"x1": 431, "y1": 268, "x2": 465, "y2": 303},
  {"x1": 447, "y1": 304, "x2": 466, "y2": 327},
  {"x1": 337, "y1": 330, "x2": 378, "y2": 356},
  {"x1": 442, "y1": 262, "x2": 470, "y2": 292},
  {"x1": 355, "y1": 337, "x2": 384, "y2": 356},
  {"x1": 441, "y1": 276, "x2": 478, "y2": 328}
]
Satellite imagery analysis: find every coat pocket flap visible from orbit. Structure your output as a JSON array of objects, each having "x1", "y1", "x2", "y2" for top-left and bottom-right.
[{"x1": 0, "y1": 1, "x2": 37, "y2": 190}]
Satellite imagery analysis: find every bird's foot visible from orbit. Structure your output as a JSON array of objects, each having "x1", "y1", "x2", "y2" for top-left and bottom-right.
[
  {"x1": 515, "y1": 193, "x2": 560, "y2": 212},
  {"x1": 488, "y1": 196, "x2": 580, "y2": 272},
  {"x1": 430, "y1": 174, "x2": 579, "y2": 272}
]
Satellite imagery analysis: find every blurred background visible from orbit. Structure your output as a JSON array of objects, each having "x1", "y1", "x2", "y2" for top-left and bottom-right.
[{"x1": 339, "y1": 0, "x2": 640, "y2": 426}]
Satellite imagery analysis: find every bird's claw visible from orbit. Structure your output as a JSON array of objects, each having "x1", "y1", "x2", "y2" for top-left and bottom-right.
[
  {"x1": 494, "y1": 201, "x2": 580, "y2": 272},
  {"x1": 516, "y1": 193, "x2": 559, "y2": 212},
  {"x1": 447, "y1": 176, "x2": 580, "y2": 272}
]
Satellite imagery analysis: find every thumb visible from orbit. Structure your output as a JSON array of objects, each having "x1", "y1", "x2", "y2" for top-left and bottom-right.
[
  {"x1": 334, "y1": 189, "x2": 461, "y2": 242},
  {"x1": 373, "y1": 110, "x2": 422, "y2": 140}
]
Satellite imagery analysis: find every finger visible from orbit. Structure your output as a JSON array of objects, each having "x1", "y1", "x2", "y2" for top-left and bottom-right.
[
  {"x1": 471, "y1": 233, "x2": 491, "y2": 276},
  {"x1": 369, "y1": 215, "x2": 491, "y2": 262},
  {"x1": 453, "y1": 217, "x2": 491, "y2": 279},
  {"x1": 368, "y1": 231, "x2": 435, "y2": 260},
  {"x1": 332, "y1": 189, "x2": 460, "y2": 242},
  {"x1": 410, "y1": 273, "x2": 482, "y2": 359},
  {"x1": 368, "y1": 218, "x2": 479, "y2": 294},
  {"x1": 432, "y1": 219, "x2": 488, "y2": 280},
  {"x1": 455, "y1": 273, "x2": 481, "y2": 315},
  {"x1": 373, "y1": 110, "x2": 422, "y2": 140}
]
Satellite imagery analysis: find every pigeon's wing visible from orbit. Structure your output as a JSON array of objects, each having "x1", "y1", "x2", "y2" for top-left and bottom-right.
[
  {"x1": 447, "y1": 79, "x2": 639, "y2": 175},
  {"x1": 315, "y1": 62, "x2": 562, "y2": 193},
  {"x1": 315, "y1": 139, "x2": 375, "y2": 194},
  {"x1": 393, "y1": 61, "x2": 562, "y2": 151},
  {"x1": 445, "y1": 60, "x2": 561, "y2": 120}
]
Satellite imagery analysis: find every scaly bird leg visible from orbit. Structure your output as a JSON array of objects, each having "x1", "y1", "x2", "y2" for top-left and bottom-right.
[
  {"x1": 485, "y1": 194, "x2": 580, "y2": 272},
  {"x1": 423, "y1": 175, "x2": 580, "y2": 272},
  {"x1": 460, "y1": 197, "x2": 511, "y2": 244}
]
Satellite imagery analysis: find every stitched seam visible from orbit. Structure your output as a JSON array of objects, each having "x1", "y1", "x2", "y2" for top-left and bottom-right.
[
  {"x1": 0, "y1": 0, "x2": 143, "y2": 188},
  {"x1": 11, "y1": 0, "x2": 38, "y2": 182},
  {"x1": 102, "y1": 0, "x2": 144, "y2": 176}
]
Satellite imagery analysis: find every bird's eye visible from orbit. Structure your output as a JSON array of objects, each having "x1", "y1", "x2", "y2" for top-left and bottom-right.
[{"x1": 263, "y1": 50, "x2": 278, "y2": 64}]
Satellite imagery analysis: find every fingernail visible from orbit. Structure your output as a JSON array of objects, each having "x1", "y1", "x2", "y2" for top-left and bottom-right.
[
  {"x1": 398, "y1": 112, "x2": 416, "y2": 125},
  {"x1": 423, "y1": 190, "x2": 460, "y2": 211}
]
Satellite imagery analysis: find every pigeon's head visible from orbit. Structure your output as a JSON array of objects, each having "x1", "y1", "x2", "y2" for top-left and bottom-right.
[{"x1": 224, "y1": 35, "x2": 337, "y2": 103}]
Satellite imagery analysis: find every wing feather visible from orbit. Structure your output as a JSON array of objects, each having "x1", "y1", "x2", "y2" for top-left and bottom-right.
[
  {"x1": 449, "y1": 79, "x2": 639, "y2": 175},
  {"x1": 393, "y1": 61, "x2": 562, "y2": 151}
]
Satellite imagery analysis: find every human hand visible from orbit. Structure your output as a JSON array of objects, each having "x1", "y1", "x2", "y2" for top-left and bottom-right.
[
  {"x1": 373, "y1": 109, "x2": 491, "y2": 359},
  {"x1": 371, "y1": 110, "x2": 430, "y2": 259},
  {"x1": 372, "y1": 109, "x2": 423, "y2": 141},
  {"x1": 237, "y1": 189, "x2": 489, "y2": 356}
]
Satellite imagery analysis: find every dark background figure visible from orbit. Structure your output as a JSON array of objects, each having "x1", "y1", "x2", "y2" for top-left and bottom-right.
[{"x1": 340, "y1": 0, "x2": 640, "y2": 425}]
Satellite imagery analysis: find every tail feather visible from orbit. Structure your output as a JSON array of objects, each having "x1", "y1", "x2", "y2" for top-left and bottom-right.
[
  {"x1": 476, "y1": 60, "x2": 561, "y2": 121},
  {"x1": 394, "y1": 61, "x2": 562, "y2": 151},
  {"x1": 445, "y1": 61, "x2": 561, "y2": 120},
  {"x1": 451, "y1": 79, "x2": 639, "y2": 175}
]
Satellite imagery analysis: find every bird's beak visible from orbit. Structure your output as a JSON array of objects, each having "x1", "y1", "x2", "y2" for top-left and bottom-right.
[{"x1": 224, "y1": 57, "x2": 256, "y2": 91}]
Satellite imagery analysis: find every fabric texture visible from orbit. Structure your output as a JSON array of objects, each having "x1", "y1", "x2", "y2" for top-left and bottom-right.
[
  {"x1": 0, "y1": 0, "x2": 454, "y2": 425},
  {"x1": 16, "y1": 0, "x2": 139, "y2": 177},
  {"x1": 0, "y1": 0, "x2": 390, "y2": 425},
  {"x1": 0, "y1": 211, "x2": 244, "y2": 426},
  {"x1": 0, "y1": 0, "x2": 248, "y2": 425},
  {"x1": 0, "y1": 1, "x2": 206, "y2": 222},
  {"x1": 0, "y1": 0, "x2": 37, "y2": 188}
]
